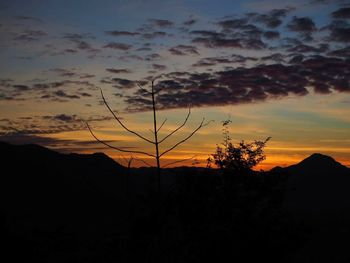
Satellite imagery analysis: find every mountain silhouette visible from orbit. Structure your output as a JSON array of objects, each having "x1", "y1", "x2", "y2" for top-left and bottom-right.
[
  {"x1": 0, "y1": 141, "x2": 125, "y2": 174},
  {"x1": 283, "y1": 153, "x2": 350, "y2": 217},
  {"x1": 287, "y1": 153, "x2": 349, "y2": 175},
  {"x1": 2, "y1": 142, "x2": 350, "y2": 262},
  {"x1": 0, "y1": 141, "x2": 134, "y2": 262}
]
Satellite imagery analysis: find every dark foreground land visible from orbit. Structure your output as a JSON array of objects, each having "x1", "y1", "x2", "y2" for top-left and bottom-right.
[{"x1": 1, "y1": 141, "x2": 350, "y2": 262}]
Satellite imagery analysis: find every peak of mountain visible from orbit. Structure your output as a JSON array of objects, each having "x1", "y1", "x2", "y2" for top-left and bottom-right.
[
  {"x1": 287, "y1": 153, "x2": 349, "y2": 175},
  {"x1": 284, "y1": 153, "x2": 350, "y2": 217},
  {"x1": 298, "y1": 152, "x2": 339, "y2": 166}
]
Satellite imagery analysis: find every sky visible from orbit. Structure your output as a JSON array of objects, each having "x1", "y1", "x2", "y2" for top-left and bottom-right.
[{"x1": 0, "y1": 0, "x2": 350, "y2": 169}]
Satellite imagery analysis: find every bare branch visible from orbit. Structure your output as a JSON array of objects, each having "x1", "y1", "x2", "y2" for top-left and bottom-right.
[
  {"x1": 133, "y1": 156, "x2": 153, "y2": 167},
  {"x1": 137, "y1": 83, "x2": 151, "y2": 95},
  {"x1": 116, "y1": 153, "x2": 130, "y2": 166},
  {"x1": 100, "y1": 89, "x2": 155, "y2": 144},
  {"x1": 157, "y1": 118, "x2": 167, "y2": 133},
  {"x1": 86, "y1": 122, "x2": 155, "y2": 158},
  {"x1": 161, "y1": 155, "x2": 197, "y2": 168},
  {"x1": 160, "y1": 118, "x2": 205, "y2": 157},
  {"x1": 154, "y1": 84, "x2": 164, "y2": 94},
  {"x1": 158, "y1": 107, "x2": 191, "y2": 144}
]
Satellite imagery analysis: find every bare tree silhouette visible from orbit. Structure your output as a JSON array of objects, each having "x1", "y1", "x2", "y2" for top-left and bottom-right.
[{"x1": 86, "y1": 79, "x2": 210, "y2": 193}]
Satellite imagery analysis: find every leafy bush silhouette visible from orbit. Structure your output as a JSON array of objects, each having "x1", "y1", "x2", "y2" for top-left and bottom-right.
[{"x1": 209, "y1": 119, "x2": 270, "y2": 174}]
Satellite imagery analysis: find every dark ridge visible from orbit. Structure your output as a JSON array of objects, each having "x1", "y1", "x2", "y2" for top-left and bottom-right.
[
  {"x1": 2, "y1": 141, "x2": 350, "y2": 262},
  {"x1": 297, "y1": 153, "x2": 341, "y2": 167},
  {"x1": 286, "y1": 152, "x2": 349, "y2": 175},
  {"x1": 0, "y1": 140, "x2": 125, "y2": 171}
]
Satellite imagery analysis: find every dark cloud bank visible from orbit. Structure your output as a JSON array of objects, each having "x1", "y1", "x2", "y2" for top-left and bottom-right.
[
  {"x1": 125, "y1": 55, "x2": 350, "y2": 111},
  {"x1": 115, "y1": 6, "x2": 350, "y2": 111}
]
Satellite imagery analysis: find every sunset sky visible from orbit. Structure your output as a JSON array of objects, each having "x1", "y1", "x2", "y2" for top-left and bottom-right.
[{"x1": 1, "y1": 0, "x2": 350, "y2": 169}]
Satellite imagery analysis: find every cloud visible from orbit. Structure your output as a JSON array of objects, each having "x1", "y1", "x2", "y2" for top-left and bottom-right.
[
  {"x1": 0, "y1": 78, "x2": 13, "y2": 88},
  {"x1": 79, "y1": 92, "x2": 92, "y2": 97},
  {"x1": 32, "y1": 80, "x2": 96, "y2": 90},
  {"x1": 62, "y1": 33, "x2": 94, "y2": 50},
  {"x1": 168, "y1": 45, "x2": 199, "y2": 55},
  {"x1": 14, "y1": 30, "x2": 47, "y2": 41},
  {"x1": 12, "y1": 84, "x2": 30, "y2": 91},
  {"x1": 118, "y1": 54, "x2": 144, "y2": 61},
  {"x1": 103, "y1": 42, "x2": 132, "y2": 50},
  {"x1": 217, "y1": 18, "x2": 248, "y2": 30},
  {"x1": 287, "y1": 43, "x2": 329, "y2": 53},
  {"x1": 44, "y1": 114, "x2": 78, "y2": 122},
  {"x1": 123, "y1": 56, "x2": 350, "y2": 111},
  {"x1": 63, "y1": 33, "x2": 94, "y2": 41},
  {"x1": 63, "y1": 48, "x2": 78, "y2": 54},
  {"x1": 192, "y1": 56, "x2": 253, "y2": 67},
  {"x1": 192, "y1": 36, "x2": 267, "y2": 49},
  {"x1": 263, "y1": 30, "x2": 280, "y2": 39},
  {"x1": 62, "y1": 33, "x2": 97, "y2": 52},
  {"x1": 147, "y1": 19, "x2": 174, "y2": 27},
  {"x1": 105, "y1": 30, "x2": 140, "y2": 36},
  {"x1": 287, "y1": 16, "x2": 316, "y2": 32},
  {"x1": 330, "y1": 26, "x2": 350, "y2": 42},
  {"x1": 0, "y1": 114, "x2": 114, "y2": 144},
  {"x1": 79, "y1": 74, "x2": 95, "y2": 79},
  {"x1": 42, "y1": 114, "x2": 111, "y2": 123},
  {"x1": 190, "y1": 25, "x2": 267, "y2": 50},
  {"x1": 327, "y1": 46, "x2": 350, "y2": 57},
  {"x1": 253, "y1": 8, "x2": 292, "y2": 28},
  {"x1": 0, "y1": 134, "x2": 72, "y2": 146},
  {"x1": 145, "y1": 53, "x2": 162, "y2": 61},
  {"x1": 141, "y1": 31, "x2": 167, "y2": 39},
  {"x1": 48, "y1": 68, "x2": 77, "y2": 77},
  {"x1": 152, "y1": 64, "x2": 167, "y2": 71},
  {"x1": 110, "y1": 78, "x2": 136, "y2": 89},
  {"x1": 106, "y1": 68, "x2": 132, "y2": 74},
  {"x1": 76, "y1": 41, "x2": 92, "y2": 50},
  {"x1": 260, "y1": 53, "x2": 285, "y2": 63},
  {"x1": 0, "y1": 94, "x2": 24, "y2": 101},
  {"x1": 15, "y1": 16, "x2": 43, "y2": 23},
  {"x1": 192, "y1": 36, "x2": 242, "y2": 48},
  {"x1": 54, "y1": 90, "x2": 80, "y2": 99},
  {"x1": 190, "y1": 30, "x2": 225, "y2": 38},
  {"x1": 331, "y1": 7, "x2": 350, "y2": 19},
  {"x1": 183, "y1": 18, "x2": 197, "y2": 26},
  {"x1": 0, "y1": 133, "x2": 119, "y2": 152}
]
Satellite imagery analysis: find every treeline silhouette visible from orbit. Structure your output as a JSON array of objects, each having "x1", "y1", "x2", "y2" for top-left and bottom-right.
[{"x1": 1, "y1": 141, "x2": 350, "y2": 262}]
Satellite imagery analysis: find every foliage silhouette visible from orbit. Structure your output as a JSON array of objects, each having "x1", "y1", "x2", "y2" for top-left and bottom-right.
[{"x1": 209, "y1": 119, "x2": 270, "y2": 173}]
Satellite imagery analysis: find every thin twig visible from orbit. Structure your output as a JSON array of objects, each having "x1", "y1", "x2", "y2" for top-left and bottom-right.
[
  {"x1": 100, "y1": 89, "x2": 155, "y2": 144},
  {"x1": 86, "y1": 122, "x2": 155, "y2": 157},
  {"x1": 157, "y1": 118, "x2": 167, "y2": 133},
  {"x1": 158, "y1": 107, "x2": 191, "y2": 144},
  {"x1": 133, "y1": 157, "x2": 153, "y2": 167},
  {"x1": 161, "y1": 155, "x2": 197, "y2": 168},
  {"x1": 160, "y1": 118, "x2": 206, "y2": 157},
  {"x1": 137, "y1": 83, "x2": 151, "y2": 95}
]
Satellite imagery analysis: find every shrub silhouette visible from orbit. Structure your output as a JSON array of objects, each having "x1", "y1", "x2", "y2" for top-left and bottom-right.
[{"x1": 209, "y1": 119, "x2": 270, "y2": 173}]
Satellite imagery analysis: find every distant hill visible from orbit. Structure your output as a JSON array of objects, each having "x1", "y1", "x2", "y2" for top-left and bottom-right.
[
  {"x1": 283, "y1": 153, "x2": 350, "y2": 217},
  {"x1": 0, "y1": 140, "x2": 130, "y2": 196},
  {"x1": 0, "y1": 140, "x2": 125, "y2": 175}
]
